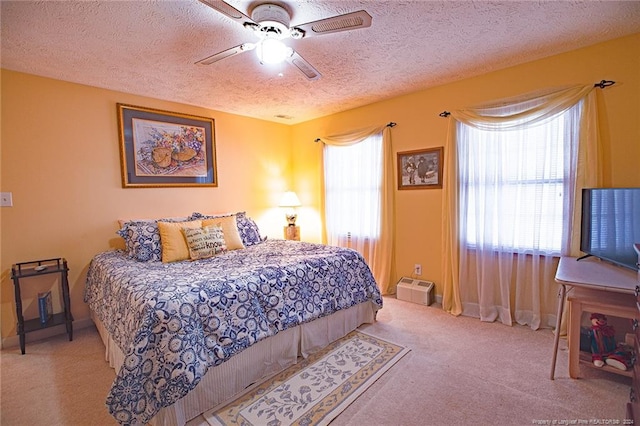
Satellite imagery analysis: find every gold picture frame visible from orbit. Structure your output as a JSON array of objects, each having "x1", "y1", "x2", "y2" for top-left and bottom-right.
[{"x1": 117, "y1": 103, "x2": 217, "y2": 188}]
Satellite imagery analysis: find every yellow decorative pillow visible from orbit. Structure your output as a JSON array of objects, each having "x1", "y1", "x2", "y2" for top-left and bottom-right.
[
  {"x1": 202, "y1": 215, "x2": 245, "y2": 250},
  {"x1": 158, "y1": 220, "x2": 202, "y2": 263},
  {"x1": 182, "y1": 225, "x2": 227, "y2": 260}
]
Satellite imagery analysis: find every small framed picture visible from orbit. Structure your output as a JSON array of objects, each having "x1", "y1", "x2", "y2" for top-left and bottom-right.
[
  {"x1": 397, "y1": 147, "x2": 444, "y2": 190},
  {"x1": 117, "y1": 103, "x2": 217, "y2": 188}
]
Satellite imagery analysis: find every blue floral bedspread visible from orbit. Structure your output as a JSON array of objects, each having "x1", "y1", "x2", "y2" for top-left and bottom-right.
[{"x1": 84, "y1": 240, "x2": 382, "y2": 425}]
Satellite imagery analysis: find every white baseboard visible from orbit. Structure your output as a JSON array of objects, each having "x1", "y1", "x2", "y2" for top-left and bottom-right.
[{"x1": 1, "y1": 317, "x2": 94, "y2": 350}]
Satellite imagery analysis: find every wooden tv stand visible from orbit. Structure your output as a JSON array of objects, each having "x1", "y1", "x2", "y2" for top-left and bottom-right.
[
  {"x1": 552, "y1": 256, "x2": 637, "y2": 379},
  {"x1": 567, "y1": 287, "x2": 635, "y2": 378}
]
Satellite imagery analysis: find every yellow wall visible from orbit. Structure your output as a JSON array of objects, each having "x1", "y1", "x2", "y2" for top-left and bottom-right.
[
  {"x1": 290, "y1": 33, "x2": 640, "y2": 294},
  {"x1": 0, "y1": 71, "x2": 292, "y2": 343},
  {"x1": 1, "y1": 33, "x2": 638, "y2": 344}
]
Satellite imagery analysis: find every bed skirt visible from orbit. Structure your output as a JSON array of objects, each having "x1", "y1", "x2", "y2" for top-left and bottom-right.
[{"x1": 92, "y1": 301, "x2": 377, "y2": 425}]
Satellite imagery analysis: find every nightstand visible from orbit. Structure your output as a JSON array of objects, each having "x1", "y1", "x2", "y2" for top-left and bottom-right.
[
  {"x1": 11, "y1": 258, "x2": 73, "y2": 354},
  {"x1": 284, "y1": 226, "x2": 300, "y2": 241}
]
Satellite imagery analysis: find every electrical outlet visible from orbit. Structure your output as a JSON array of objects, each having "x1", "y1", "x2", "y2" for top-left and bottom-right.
[
  {"x1": 414, "y1": 264, "x2": 422, "y2": 276},
  {"x1": 0, "y1": 192, "x2": 12, "y2": 207}
]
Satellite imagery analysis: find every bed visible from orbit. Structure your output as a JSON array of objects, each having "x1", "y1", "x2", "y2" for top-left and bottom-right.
[{"x1": 84, "y1": 213, "x2": 382, "y2": 425}]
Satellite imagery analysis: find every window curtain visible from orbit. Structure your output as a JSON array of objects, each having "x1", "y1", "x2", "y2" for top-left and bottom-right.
[
  {"x1": 441, "y1": 85, "x2": 602, "y2": 329},
  {"x1": 320, "y1": 125, "x2": 395, "y2": 295}
]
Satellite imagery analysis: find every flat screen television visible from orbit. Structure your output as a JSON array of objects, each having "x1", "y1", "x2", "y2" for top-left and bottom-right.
[{"x1": 580, "y1": 187, "x2": 640, "y2": 271}]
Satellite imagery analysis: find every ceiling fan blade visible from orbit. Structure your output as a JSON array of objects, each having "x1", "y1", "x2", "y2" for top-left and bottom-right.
[
  {"x1": 286, "y1": 50, "x2": 321, "y2": 81},
  {"x1": 196, "y1": 43, "x2": 255, "y2": 65},
  {"x1": 198, "y1": 0, "x2": 256, "y2": 25},
  {"x1": 292, "y1": 10, "x2": 372, "y2": 37}
]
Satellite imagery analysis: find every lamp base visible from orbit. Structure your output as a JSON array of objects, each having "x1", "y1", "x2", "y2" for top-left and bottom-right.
[{"x1": 285, "y1": 213, "x2": 297, "y2": 227}]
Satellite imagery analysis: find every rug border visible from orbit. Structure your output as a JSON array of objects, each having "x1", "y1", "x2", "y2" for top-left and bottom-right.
[
  {"x1": 313, "y1": 331, "x2": 411, "y2": 426},
  {"x1": 203, "y1": 329, "x2": 411, "y2": 426}
]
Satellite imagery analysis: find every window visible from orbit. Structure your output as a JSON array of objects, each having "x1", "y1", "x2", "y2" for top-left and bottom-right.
[
  {"x1": 443, "y1": 85, "x2": 598, "y2": 327},
  {"x1": 459, "y1": 101, "x2": 582, "y2": 254},
  {"x1": 320, "y1": 126, "x2": 394, "y2": 294},
  {"x1": 324, "y1": 133, "x2": 382, "y2": 239}
]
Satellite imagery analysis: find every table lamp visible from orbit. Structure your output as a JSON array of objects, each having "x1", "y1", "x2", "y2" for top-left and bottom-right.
[{"x1": 279, "y1": 191, "x2": 301, "y2": 226}]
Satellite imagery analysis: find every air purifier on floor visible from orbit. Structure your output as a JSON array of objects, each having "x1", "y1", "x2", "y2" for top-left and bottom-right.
[{"x1": 396, "y1": 277, "x2": 434, "y2": 306}]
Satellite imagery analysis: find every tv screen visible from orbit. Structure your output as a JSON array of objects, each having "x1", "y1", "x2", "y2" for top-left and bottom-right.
[{"x1": 580, "y1": 188, "x2": 640, "y2": 271}]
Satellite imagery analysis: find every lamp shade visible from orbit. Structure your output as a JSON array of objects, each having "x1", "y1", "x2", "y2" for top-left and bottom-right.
[{"x1": 279, "y1": 191, "x2": 301, "y2": 208}]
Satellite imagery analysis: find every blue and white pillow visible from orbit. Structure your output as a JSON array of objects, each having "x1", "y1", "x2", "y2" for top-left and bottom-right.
[
  {"x1": 117, "y1": 217, "x2": 188, "y2": 262},
  {"x1": 236, "y1": 212, "x2": 264, "y2": 246}
]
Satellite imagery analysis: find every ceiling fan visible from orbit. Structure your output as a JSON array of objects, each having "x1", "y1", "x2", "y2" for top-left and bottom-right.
[{"x1": 196, "y1": 0, "x2": 372, "y2": 80}]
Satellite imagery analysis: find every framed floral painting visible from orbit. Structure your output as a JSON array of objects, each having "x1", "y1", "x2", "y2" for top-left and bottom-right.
[
  {"x1": 397, "y1": 147, "x2": 444, "y2": 189},
  {"x1": 117, "y1": 104, "x2": 217, "y2": 187}
]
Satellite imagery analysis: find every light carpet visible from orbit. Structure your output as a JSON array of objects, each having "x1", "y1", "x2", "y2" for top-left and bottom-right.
[{"x1": 204, "y1": 330, "x2": 410, "y2": 426}]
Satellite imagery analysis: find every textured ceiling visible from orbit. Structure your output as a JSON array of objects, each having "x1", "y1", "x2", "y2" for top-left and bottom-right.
[{"x1": 2, "y1": 1, "x2": 640, "y2": 124}]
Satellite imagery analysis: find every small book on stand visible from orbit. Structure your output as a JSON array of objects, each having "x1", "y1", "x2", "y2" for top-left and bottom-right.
[{"x1": 37, "y1": 291, "x2": 53, "y2": 324}]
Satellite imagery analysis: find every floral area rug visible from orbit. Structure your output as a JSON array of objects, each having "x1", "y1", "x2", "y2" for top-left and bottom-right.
[{"x1": 204, "y1": 330, "x2": 409, "y2": 426}]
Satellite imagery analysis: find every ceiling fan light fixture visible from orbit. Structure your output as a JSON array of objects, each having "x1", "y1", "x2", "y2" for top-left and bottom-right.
[
  {"x1": 197, "y1": 1, "x2": 372, "y2": 80},
  {"x1": 256, "y1": 38, "x2": 292, "y2": 64}
]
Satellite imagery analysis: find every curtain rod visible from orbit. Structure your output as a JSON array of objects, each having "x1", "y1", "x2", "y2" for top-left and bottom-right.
[
  {"x1": 594, "y1": 79, "x2": 615, "y2": 88},
  {"x1": 438, "y1": 80, "x2": 616, "y2": 118},
  {"x1": 314, "y1": 122, "x2": 396, "y2": 142}
]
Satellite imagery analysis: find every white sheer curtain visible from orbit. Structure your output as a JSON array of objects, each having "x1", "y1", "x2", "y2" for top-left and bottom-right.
[
  {"x1": 441, "y1": 85, "x2": 601, "y2": 329},
  {"x1": 320, "y1": 125, "x2": 394, "y2": 295}
]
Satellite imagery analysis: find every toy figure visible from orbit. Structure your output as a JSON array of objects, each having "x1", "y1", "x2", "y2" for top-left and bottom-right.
[{"x1": 588, "y1": 312, "x2": 632, "y2": 370}]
